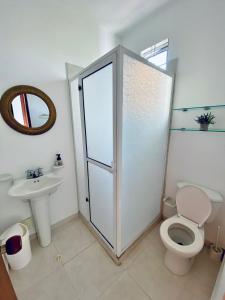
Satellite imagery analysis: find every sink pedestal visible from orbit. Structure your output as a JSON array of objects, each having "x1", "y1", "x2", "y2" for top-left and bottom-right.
[
  {"x1": 8, "y1": 173, "x2": 63, "y2": 248},
  {"x1": 30, "y1": 195, "x2": 51, "y2": 247}
]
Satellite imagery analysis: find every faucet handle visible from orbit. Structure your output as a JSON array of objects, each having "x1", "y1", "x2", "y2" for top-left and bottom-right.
[
  {"x1": 25, "y1": 170, "x2": 33, "y2": 179},
  {"x1": 37, "y1": 168, "x2": 43, "y2": 177}
]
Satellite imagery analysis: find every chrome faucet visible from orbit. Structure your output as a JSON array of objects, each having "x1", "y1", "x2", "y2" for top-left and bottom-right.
[
  {"x1": 26, "y1": 168, "x2": 43, "y2": 179},
  {"x1": 36, "y1": 168, "x2": 43, "y2": 177}
]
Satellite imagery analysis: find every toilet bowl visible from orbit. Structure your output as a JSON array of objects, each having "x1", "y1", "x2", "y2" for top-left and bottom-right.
[
  {"x1": 160, "y1": 215, "x2": 204, "y2": 274},
  {"x1": 160, "y1": 182, "x2": 223, "y2": 275}
]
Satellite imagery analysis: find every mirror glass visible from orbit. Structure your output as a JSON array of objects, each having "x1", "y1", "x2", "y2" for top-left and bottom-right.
[{"x1": 11, "y1": 93, "x2": 50, "y2": 128}]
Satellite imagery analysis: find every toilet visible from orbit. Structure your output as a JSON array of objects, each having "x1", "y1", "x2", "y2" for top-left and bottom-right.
[{"x1": 160, "y1": 182, "x2": 223, "y2": 275}]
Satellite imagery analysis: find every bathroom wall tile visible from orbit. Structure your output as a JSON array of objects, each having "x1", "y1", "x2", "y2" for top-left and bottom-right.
[
  {"x1": 64, "y1": 242, "x2": 123, "y2": 300},
  {"x1": 98, "y1": 271, "x2": 151, "y2": 300},
  {"x1": 52, "y1": 218, "x2": 95, "y2": 263},
  {"x1": 10, "y1": 239, "x2": 62, "y2": 294},
  {"x1": 17, "y1": 268, "x2": 79, "y2": 300}
]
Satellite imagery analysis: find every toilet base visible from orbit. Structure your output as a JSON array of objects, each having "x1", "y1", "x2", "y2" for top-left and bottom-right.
[{"x1": 164, "y1": 249, "x2": 194, "y2": 275}]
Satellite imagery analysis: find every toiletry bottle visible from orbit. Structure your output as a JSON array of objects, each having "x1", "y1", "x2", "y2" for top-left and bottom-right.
[{"x1": 55, "y1": 154, "x2": 63, "y2": 166}]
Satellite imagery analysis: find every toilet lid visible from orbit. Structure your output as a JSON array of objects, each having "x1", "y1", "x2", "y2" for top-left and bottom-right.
[{"x1": 176, "y1": 186, "x2": 212, "y2": 227}]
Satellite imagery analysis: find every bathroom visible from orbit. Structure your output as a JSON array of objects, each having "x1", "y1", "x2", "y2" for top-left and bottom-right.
[{"x1": 1, "y1": 0, "x2": 225, "y2": 299}]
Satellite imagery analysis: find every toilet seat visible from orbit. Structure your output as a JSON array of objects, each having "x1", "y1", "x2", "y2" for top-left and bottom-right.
[{"x1": 160, "y1": 215, "x2": 204, "y2": 258}]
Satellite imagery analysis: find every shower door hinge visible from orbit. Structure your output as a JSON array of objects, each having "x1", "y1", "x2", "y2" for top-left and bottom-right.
[
  {"x1": 78, "y1": 85, "x2": 82, "y2": 91},
  {"x1": 86, "y1": 197, "x2": 89, "y2": 202}
]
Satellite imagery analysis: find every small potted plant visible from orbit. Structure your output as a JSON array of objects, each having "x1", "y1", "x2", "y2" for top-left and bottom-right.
[{"x1": 195, "y1": 112, "x2": 215, "y2": 131}]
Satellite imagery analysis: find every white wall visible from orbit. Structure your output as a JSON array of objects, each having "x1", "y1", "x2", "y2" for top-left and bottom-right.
[
  {"x1": 0, "y1": 0, "x2": 106, "y2": 233},
  {"x1": 120, "y1": 0, "x2": 225, "y2": 246}
]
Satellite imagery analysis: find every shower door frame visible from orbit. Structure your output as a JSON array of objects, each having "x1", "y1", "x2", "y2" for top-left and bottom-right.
[{"x1": 78, "y1": 52, "x2": 118, "y2": 251}]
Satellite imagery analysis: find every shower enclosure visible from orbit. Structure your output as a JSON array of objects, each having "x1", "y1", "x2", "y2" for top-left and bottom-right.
[{"x1": 69, "y1": 46, "x2": 173, "y2": 258}]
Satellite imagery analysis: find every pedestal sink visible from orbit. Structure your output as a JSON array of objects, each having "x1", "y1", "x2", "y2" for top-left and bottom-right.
[{"x1": 8, "y1": 173, "x2": 63, "y2": 247}]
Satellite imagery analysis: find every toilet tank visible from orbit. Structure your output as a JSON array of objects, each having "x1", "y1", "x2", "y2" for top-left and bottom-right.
[{"x1": 177, "y1": 182, "x2": 223, "y2": 223}]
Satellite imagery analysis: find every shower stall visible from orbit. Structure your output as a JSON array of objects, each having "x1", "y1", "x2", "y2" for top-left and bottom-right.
[{"x1": 69, "y1": 46, "x2": 173, "y2": 258}]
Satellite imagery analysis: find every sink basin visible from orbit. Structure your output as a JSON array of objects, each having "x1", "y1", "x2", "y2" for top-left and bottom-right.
[
  {"x1": 9, "y1": 173, "x2": 63, "y2": 200},
  {"x1": 8, "y1": 173, "x2": 63, "y2": 247}
]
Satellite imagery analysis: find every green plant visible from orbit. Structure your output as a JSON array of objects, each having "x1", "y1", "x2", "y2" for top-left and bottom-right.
[{"x1": 195, "y1": 112, "x2": 215, "y2": 125}]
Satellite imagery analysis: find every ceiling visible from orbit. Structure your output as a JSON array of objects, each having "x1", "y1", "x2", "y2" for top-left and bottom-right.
[{"x1": 60, "y1": 0, "x2": 174, "y2": 33}]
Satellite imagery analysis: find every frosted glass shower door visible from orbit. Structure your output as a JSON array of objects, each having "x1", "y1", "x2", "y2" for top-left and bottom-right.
[
  {"x1": 83, "y1": 63, "x2": 113, "y2": 166},
  {"x1": 79, "y1": 60, "x2": 115, "y2": 247}
]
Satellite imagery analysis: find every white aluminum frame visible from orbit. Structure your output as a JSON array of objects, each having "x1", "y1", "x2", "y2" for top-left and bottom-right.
[{"x1": 78, "y1": 52, "x2": 118, "y2": 251}]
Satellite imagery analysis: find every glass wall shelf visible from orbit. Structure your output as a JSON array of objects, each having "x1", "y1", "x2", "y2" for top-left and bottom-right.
[
  {"x1": 170, "y1": 128, "x2": 225, "y2": 132},
  {"x1": 170, "y1": 104, "x2": 225, "y2": 132},
  {"x1": 173, "y1": 104, "x2": 225, "y2": 111}
]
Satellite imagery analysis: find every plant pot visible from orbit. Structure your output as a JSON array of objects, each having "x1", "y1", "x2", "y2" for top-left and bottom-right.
[{"x1": 200, "y1": 123, "x2": 209, "y2": 131}]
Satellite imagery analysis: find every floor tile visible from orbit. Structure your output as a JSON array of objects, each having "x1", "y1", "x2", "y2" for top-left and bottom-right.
[
  {"x1": 10, "y1": 218, "x2": 220, "y2": 300},
  {"x1": 178, "y1": 278, "x2": 212, "y2": 300},
  {"x1": 178, "y1": 247, "x2": 220, "y2": 300},
  {"x1": 17, "y1": 268, "x2": 79, "y2": 300},
  {"x1": 142, "y1": 224, "x2": 166, "y2": 259},
  {"x1": 120, "y1": 223, "x2": 164, "y2": 269},
  {"x1": 52, "y1": 218, "x2": 95, "y2": 263},
  {"x1": 128, "y1": 230, "x2": 220, "y2": 300},
  {"x1": 10, "y1": 239, "x2": 62, "y2": 294},
  {"x1": 127, "y1": 245, "x2": 188, "y2": 300},
  {"x1": 64, "y1": 242, "x2": 123, "y2": 300},
  {"x1": 98, "y1": 271, "x2": 151, "y2": 300},
  {"x1": 190, "y1": 247, "x2": 220, "y2": 288}
]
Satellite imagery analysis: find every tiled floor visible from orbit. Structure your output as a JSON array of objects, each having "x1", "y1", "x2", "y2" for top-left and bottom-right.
[{"x1": 10, "y1": 217, "x2": 220, "y2": 300}]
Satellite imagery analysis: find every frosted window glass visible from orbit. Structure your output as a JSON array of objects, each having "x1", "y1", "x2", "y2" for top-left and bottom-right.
[
  {"x1": 121, "y1": 54, "x2": 172, "y2": 250},
  {"x1": 82, "y1": 64, "x2": 113, "y2": 166},
  {"x1": 88, "y1": 163, "x2": 114, "y2": 246}
]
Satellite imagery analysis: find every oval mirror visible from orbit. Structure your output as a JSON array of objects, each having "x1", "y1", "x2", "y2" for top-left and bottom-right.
[{"x1": 0, "y1": 85, "x2": 56, "y2": 135}]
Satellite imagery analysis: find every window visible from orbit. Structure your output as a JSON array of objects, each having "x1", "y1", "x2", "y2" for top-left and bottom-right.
[{"x1": 141, "y1": 39, "x2": 168, "y2": 70}]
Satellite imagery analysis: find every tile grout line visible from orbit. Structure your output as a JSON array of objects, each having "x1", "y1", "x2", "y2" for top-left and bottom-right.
[
  {"x1": 62, "y1": 241, "x2": 126, "y2": 300},
  {"x1": 61, "y1": 240, "x2": 97, "y2": 266},
  {"x1": 126, "y1": 270, "x2": 153, "y2": 300},
  {"x1": 13, "y1": 263, "x2": 64, "y2": 297},
  {"x1": 95, "y1": 270, "x2": 127, "y2": 300}
]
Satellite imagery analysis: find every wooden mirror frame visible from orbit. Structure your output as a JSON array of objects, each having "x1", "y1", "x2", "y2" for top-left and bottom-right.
[{"x1": 0, "y1": 85, "x2": 56, "y2": 135}]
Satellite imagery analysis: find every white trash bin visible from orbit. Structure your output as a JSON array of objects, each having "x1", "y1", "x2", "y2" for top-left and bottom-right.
[
  {"x1": 0, "y1": 223, "x2": 32, "y2": 270},
  {"x1": 162, "y1": 196, "x2": 177, "y2": 219}
]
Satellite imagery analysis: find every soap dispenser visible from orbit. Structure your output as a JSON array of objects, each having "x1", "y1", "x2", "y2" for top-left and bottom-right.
[{"x1": 55, "y1": 153, "x2": 63, "y2": 167}]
